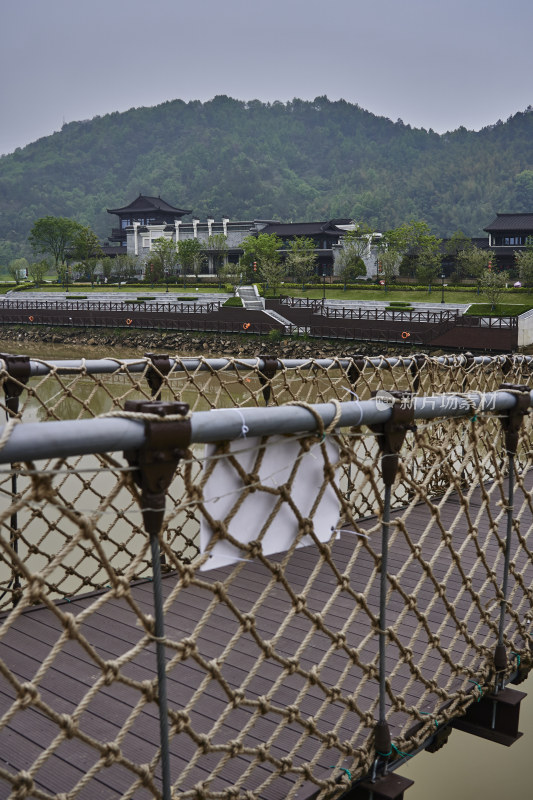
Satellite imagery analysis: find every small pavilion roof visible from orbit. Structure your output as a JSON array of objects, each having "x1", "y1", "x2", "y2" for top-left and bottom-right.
[
  {"x1": 484, "y1": 213, "x2": 533, "y2": 232},
  {"x1": 107, "y1": 194, "x2": 191, "y2": 217}
]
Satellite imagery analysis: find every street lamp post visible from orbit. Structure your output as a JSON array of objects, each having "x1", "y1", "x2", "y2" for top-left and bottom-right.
[
  {"x1": 441, "y1": 273, "x2": 445, "y2": 304},
  {"x1": 165, "y1": 268, "x2": 169, "y2": 292},
  {"x1": 322, "y1": 269, "x2": 326, "y2": 304}
]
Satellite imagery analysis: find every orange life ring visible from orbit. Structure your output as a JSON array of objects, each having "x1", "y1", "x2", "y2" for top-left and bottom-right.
[
  {"x1": 28, "y1": 315, "x2": 34, "y2": 322},
  {"x1": 401, "y1": 331, "x2": 410, "y2": 339},
  {"x1": 243, "y1": 322, "x2": 251, "y2": 330},
  {"x1": 126, "y1": 318, "x2": 133, "y2": 326}
]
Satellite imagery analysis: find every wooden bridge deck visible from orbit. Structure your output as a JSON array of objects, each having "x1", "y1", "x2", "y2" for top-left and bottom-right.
[{"x1": 1, "y1": 476, "x2": 532, "y2": 800}]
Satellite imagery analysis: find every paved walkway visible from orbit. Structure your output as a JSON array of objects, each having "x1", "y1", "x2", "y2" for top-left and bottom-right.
[{"x1": 237, "y1": 285, "x2": 264, "y2": 311}]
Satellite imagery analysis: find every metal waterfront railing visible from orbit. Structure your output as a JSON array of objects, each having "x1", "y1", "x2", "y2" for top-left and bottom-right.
[
  {"x1": 0, "y1": 352, "x2": 531, "y2": 423},
  {"x1": 0, "y1": 373, "x2": 532, "y2": 799},
  {"x1": 0, "y1": 299, "x2": 222, "y2": 314}
]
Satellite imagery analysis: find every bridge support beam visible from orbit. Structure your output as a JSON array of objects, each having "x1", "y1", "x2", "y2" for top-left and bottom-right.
[
  {"x1": 344, "y1": 772, "x2": 414, "y2": 800},
  {"x1": 452, "y1": 687, "x2": 526, "y2": 746}
]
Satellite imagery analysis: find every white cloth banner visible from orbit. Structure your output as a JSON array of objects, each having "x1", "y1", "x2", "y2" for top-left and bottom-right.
[{"x1": 199, "y1": 434, "x2": 340, "y2": 571}]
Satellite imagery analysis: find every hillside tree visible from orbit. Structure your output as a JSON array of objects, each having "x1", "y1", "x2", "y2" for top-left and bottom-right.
[
  {"x1": 285, "y1": 236, "x2": 317, "y2": 287},
  {"x1": 206, "y1": 233, "x2": 229, "y2": 274},
  {"x1": 71, "y1": 226, "x2": 103, "y2": 286},
  {"x1": 29, "y1": 216, "x2": 83, "y2": 268},
  {"x1": 456, "y1": 246, "x2": 495, "y2": 280},
  {"x1": 480, "y1": 268, "x2": 506, "y2": 310},
  {"x1": 336, "y1": 226, "x2": 372, "y2": 285},
  {"x1": 259, "y1": 258, "x2": 287, "y2": 298},
  {"x1": 515, "y1": 242, "x2": 533, "y2": 286},
  {"x1": 8, "y1": 257, "x2": 28, "y2": 284},
  {"x1": 239, "y1": 233, "x2": 282, "y2": 281},
  {"x1": 177, "y1": 238, "x2": 204, "y2": 282},
  {"x1": 28, "y1": 259, "x2": 49, "y2": 286},
  {"x1": 113, "y1": 253, "x2": 139, "y2": 287},
  {"x1": 150, "y1": 237, "x2": 180, "y2": 284}
]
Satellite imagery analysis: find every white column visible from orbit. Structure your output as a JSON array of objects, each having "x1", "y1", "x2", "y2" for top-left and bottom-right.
[
  {"x1": 207, "y1": 218, "x2": 214, "y2": 238},
  {"x1": 193, "y1": 219, "x2": 199, "y2": 239},
  {"x1": 174, "y1": 220, "x2": 181, "y2": 243},
  {"x1": 133, "y1": 222, "x2": 139, "y2": 256},
  {"x1": 222, "y1": 218, "x2": 229, "y2": 237}
]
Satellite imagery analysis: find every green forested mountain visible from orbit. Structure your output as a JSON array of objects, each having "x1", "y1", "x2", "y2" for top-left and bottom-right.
[{"x1": 1, "y1": 95, "x2": 533, "y2": 261}]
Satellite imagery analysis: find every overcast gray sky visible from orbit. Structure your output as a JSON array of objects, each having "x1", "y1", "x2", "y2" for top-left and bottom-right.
[{"x1": 1, "y1": 0, "x2": 532, "y2": 156}]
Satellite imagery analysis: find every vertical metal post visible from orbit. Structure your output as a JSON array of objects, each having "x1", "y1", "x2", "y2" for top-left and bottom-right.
[
  {"x1": 497, "y1": 454, "x2": 514, "y2": 655},
  {"x1": 123, "y1": 400, "x2": 191, "y2": 800},
  {"x1": 379, "y1": 483, "x2": 391, "y2": 726},
  {"x1": 1, "y1": 354, "x2": 30, "y2": 607},
  {"x1": 494, "y1": 383, "x2": 530, "y2": 687},
  {"x1": 370, "y1": 392, "x2": 414, "y2": 770}
]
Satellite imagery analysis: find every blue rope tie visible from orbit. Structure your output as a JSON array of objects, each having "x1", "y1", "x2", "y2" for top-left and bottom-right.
[
  {"x1": 511, "y1": 651, "x2": 521, "y2": 667},
  {"x1": 468, "y1": 679, "x2": 483, "y2": 701},
  {"x1": 329, "y1": 766, "x2": 352, "y2": 781},
  {"x1": 391, "y1": 743, "x2": 413, "y2": 759}
]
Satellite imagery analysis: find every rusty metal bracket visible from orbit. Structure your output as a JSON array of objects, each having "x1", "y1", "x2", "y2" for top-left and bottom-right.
[
  {"x1": 123, "y1": 400, "x2": 191, "y2": 537},
  {"x1": 0, "y1": 353, "x2": 30, "y2": 417},
  {"x1": 144, "y1": 353, "x2": 171, "y2": 400},
  {"x1": 370, "y1": 391, "x2": 415, "y2": 486},
  {"x1": 347, "y1": 354, "x2": 366, "y2": 392},
  {"x1": 409, "y1": 353, "x2": 426, "y2": 392},
  {"x1": 258, "y1": 354, "x2": 278, "y2": 405},
  {"x1": 500, "y1": 354, "x2": 514, "y2": 376},
  {"x1": 498, "y1": 383, "x2": 530, "y2": 455}
]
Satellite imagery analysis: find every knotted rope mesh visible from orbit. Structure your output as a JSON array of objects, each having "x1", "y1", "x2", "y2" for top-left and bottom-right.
[{"x1": 0, "y1": 354, "x2": 531, "y2": 799}]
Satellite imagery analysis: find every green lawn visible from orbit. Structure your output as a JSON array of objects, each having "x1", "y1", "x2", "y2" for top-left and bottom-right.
[
  {"x1": 8, "y1": 282, "x2": 222, "y2": 294},
  {"x1": 463, "y1": 303, "x2": 533, "y2": 316},
  {"x1": 272, "y1": 287, "x2": 533, "y2": 304}
]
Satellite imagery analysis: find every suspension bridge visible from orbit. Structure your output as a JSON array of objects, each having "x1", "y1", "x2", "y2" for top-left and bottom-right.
[{"x1": 0, "y1": 352, "x2": 532, "y2": 800}]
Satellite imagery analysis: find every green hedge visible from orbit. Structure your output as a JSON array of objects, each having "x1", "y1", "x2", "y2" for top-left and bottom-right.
[
  {"x1": 223, "y1": 297, "x2": 244, "y2": 307},
  {"x1": 280, "y1": 282, "x2": 533, "y2": 294}
]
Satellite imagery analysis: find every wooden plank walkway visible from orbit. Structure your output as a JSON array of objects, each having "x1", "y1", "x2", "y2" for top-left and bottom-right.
[{"x1": 1, "y1": 475, "x2": 532, "y2": 800}]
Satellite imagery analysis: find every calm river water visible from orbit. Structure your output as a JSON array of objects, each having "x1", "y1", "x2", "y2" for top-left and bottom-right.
[{"x1": 2, "y1": 338, "x2": 532, "y2": 800}]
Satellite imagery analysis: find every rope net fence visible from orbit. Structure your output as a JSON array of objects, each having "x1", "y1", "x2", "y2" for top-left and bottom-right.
[{"x1": 0, "y1": 354, "x2": 531, "y2": 799}]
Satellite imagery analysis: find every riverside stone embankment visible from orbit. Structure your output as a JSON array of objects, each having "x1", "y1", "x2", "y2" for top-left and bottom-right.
[{"x1": 0, "y1": 324, "x2": 452, "y2": 358}]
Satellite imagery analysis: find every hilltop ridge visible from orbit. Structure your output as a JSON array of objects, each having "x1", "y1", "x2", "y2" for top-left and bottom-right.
[{"x1": 1, "y1": 96, "x2": 533, "y2": 261}]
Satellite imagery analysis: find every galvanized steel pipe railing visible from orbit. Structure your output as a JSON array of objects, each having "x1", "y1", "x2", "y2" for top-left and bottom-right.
[
  {"x1": 0, "y1": 387, "x2": 531, "y2": 464},
  {"x1": 1, "y1": 353, "x2": 529, "y2": 379}
]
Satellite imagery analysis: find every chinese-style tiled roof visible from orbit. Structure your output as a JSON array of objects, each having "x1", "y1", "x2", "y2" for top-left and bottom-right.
[
  {"x1": 258, "y1": 220, "x2": 352, "y2": 237},
  {"x1": 101, "y1": 244, "x2": 127, "y2": 256},
  {"x1": 107, "y1": 194, "x2": 192, "y2": 216},
  {"x1": 483, "y1": 213, "x2": 533, "y2": 232}
]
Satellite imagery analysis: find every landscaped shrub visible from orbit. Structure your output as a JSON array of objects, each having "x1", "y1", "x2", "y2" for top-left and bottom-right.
[{"x1": 223, "y1": 297, "x2": 243, "y2": 307}]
